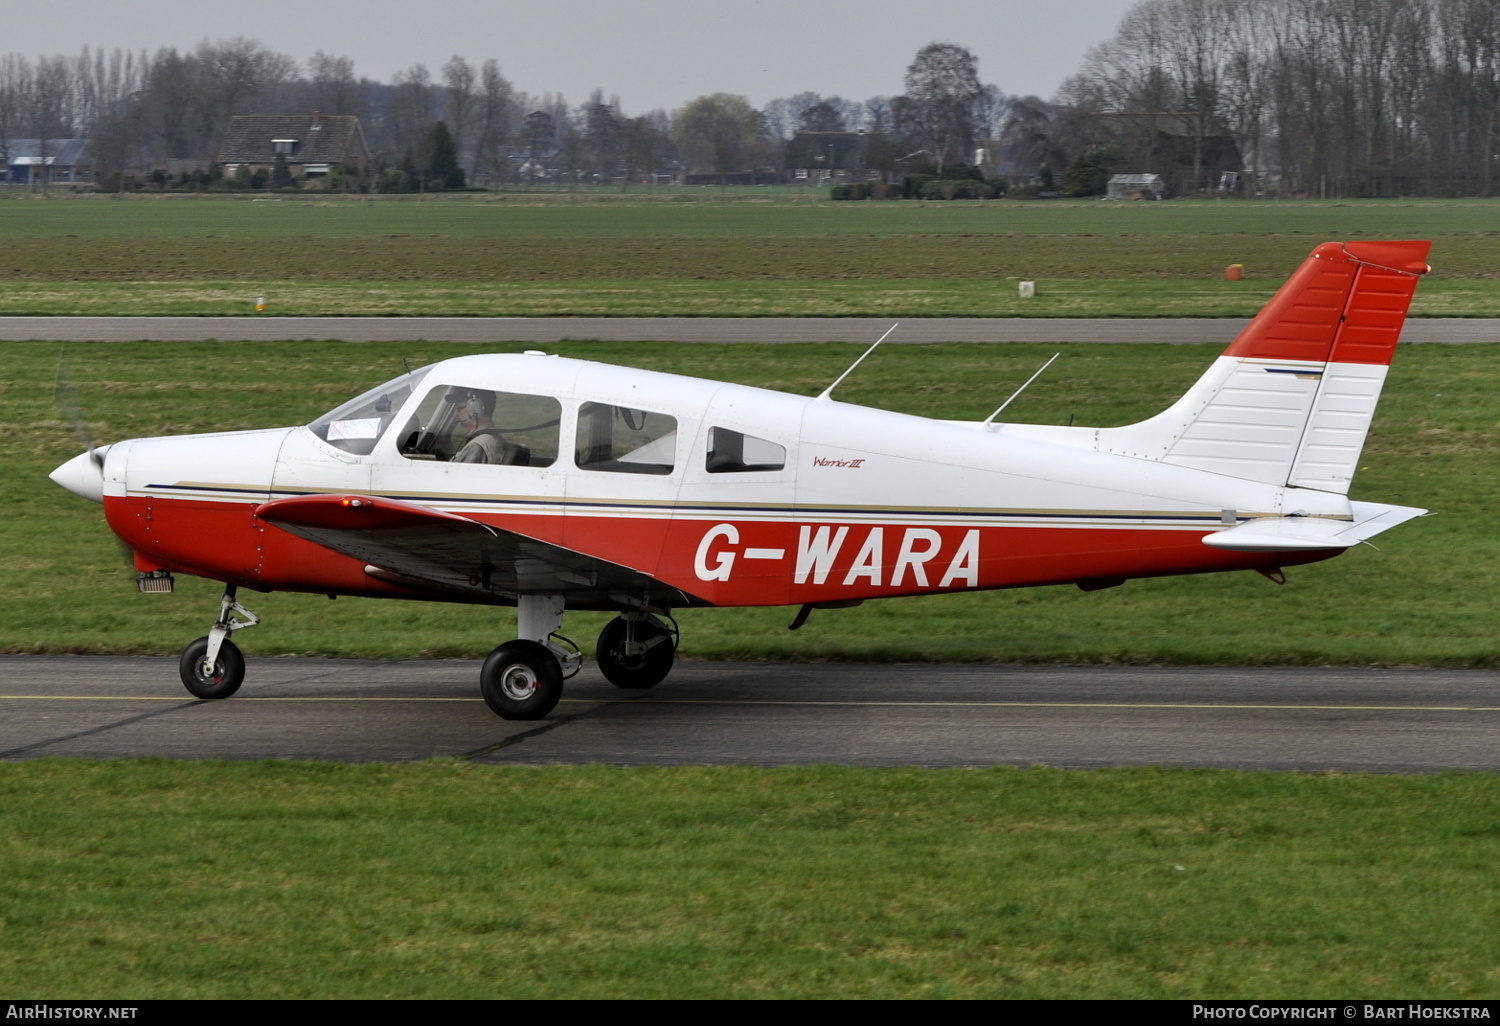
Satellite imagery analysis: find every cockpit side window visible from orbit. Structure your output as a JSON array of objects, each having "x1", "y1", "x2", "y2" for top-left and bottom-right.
[
  {"x1": 309, "y1": 366, "x2": 431, "y2": 456},
  {"x1": 575, "y1": 402, "x2": 677, "y2": 475},
  {"x1": 706, "y1": 428, "x2": 786, "y2": 473},
  {"x1": 398, "y1": 385, "x2": 561, "y2": 467}
]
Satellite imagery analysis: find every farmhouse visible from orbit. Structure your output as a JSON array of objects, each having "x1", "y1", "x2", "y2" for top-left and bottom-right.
[
  {"x1": 2, "y1": 139, "x2": 92, "y2": 184},
  {"x1": 217, "y1": 113, "x2": 370, "y2": 183}
]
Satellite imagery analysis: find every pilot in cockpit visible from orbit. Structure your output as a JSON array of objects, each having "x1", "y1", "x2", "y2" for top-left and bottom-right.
[{"x1": 450, "y1": 388, "x2": 509, "y2": 464}]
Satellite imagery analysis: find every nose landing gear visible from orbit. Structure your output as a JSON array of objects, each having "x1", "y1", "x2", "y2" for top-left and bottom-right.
[{"x1": 178, "y1": 584, "x2": 261, "y2": 699}]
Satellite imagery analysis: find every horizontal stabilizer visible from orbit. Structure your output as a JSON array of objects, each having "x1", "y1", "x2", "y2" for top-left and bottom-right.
[{"x1": 1202, "y1": 501, "x2": 1427, "y2": 552}]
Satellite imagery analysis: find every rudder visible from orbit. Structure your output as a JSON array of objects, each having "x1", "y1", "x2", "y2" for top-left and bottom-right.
[{"x1": 1094, "y1": 240, "x2": 1430, "y2": 493}]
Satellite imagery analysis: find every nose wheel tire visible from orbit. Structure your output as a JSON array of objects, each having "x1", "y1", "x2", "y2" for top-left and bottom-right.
[
  {"x1": 481, "y1": 640, "x2": 564, "y2": 720},
  {"x1": 179, "y1": 636, "x2": 245, "y2": 699},
  {"x1": 595, "y1": 616, "x2": 675, "y2": 690}
]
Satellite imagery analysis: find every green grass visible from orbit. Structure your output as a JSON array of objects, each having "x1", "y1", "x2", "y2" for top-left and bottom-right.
[
  {"x1": 3, "y1": 230, "x2": 1497, "y2": 316},
  {"x1": 1, "y1": 760, "x2": 1498, "y2": 998},
  {"x1": 5, "y1": 339, "x2": 1495, "y2": 666},
  {"x1": 4, "y1": 193, "x2": 1500, "y2": 238},
  {"x1": 1, "y1": 277, "x2": 1493, "y2": 317}
]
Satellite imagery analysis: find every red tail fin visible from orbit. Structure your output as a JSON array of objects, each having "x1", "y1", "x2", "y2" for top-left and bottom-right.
[{"x1": 1223, "y1": 240, "x2": 1430, "y2": 366}]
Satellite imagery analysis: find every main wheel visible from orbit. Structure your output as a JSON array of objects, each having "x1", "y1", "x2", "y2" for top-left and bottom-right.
[
  {"x1": 179, "y1": 636, "x2": 245, "y2": 700},
  {"x1": 480, "y1": 640, "x2": 564, "y2": 720},
  {"x1": 595, "y1": 616, "x2": 675, "y2": 690}
]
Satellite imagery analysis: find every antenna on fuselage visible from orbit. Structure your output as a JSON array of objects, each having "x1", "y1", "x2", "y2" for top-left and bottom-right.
[
  {"x1": 816, "y1": 323, "x2": 899, "y2": 403},
  {"x1": 982, "y1": 352, "x2": 1060, "y2": 429}
]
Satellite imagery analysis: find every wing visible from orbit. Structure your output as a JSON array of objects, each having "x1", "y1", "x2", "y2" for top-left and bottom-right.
[{"x1": 256, "y1": 494, "x2": 705, "y2": 609}]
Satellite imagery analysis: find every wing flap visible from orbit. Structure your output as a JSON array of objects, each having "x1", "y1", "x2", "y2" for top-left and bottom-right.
[{"x1": 257, "y1": 494, "x2": 702, "y2": 608}]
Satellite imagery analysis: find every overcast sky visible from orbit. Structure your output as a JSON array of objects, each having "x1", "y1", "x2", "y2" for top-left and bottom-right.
[{"x1": 7, "y1": 0, "x2": 1139, "y2": 112}]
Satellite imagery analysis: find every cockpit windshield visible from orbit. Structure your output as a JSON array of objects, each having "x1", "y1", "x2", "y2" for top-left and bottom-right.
[{"x1": 308, "y1": 365, "x2": 432, "y2": 455}]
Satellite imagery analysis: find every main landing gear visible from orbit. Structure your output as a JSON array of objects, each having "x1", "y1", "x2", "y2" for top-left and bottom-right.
[
  {"x1": 178, "y1": 584, "x2": 261, "y2": 700},
  {"x1": 170, "y1": 587, "x2": 681, "y2": 720},
  {"x1": 480, "y1": 597, "x2": 679, "y2": 720}
]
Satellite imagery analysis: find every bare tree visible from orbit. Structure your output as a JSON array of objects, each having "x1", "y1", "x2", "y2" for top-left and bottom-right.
[
  {"x1": 582, "y1": 90, "x2": 623, "y2": 184},
  {"x1": 898, "y1": 42, "x2": 984, "y2": 169},
  {"x1": 621, "y1": 113, "x2": 668, "y2": 189},
  {"x1": 797, "y1": 100, "x2": 846, "y2": 132},
  {"x1": 442, "y1": 55, "x2": 477, "y2": 170},
  {"x1": 674, "y1": 92, "x2": 766, "y2": 187},
  {"x1": 521, "y1": 106, "x2": 555, "y2": 183},
  {"x1": 0, "y1": 54, "x2": 30, "y2": 174},
  {"x1": 473, "y1": 59, "x2": 514, "y2": 185},
  {"x1": 389, "y1": 63, "x2": 435, "y2": 157},
  {"x1": 862, "y1": 95, "x2": 895, "y2": 134},
  {"x1": 308, "y1": 51, "x2": 360, "y2": 116}
]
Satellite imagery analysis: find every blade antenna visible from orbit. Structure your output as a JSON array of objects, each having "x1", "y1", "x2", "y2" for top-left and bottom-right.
[
  {"x1": 983, "y1": 352, "x2": 1060, "y2": 429},
  {"x1": 816, "y1": 323, "x2": 899, "y2": 402}
]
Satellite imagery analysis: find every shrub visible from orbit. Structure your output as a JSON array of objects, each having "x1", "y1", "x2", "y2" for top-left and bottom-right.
[
  {"x1": 918, "y1": 179, "x2": 995, "y2": 200},
  {"x1": 902, "y1": 173, "x2": 936, "y2": 199},
  {"x1": 1059, "y1": 150, "x2": 1114, "y2": 197},
  {"x1": 829, "y1": 184, "x2": 854, "y2": 200}
]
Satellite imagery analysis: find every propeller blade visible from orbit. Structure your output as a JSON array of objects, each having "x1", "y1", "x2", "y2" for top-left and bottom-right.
[{"x1": 54, "y1": 359, "x2": 103, "y2": 467}]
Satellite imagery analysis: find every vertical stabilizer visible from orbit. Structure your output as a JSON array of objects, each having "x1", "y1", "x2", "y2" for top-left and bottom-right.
[{"x1": 1094, "y1": 241, "x2": 1429, "y2": 492}]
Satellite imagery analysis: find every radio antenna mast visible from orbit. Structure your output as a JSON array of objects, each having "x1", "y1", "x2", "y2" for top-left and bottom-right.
[
  {"x1": 983, "y1": 352, "x2": 1060, "y2": 429},
  {"x1": 817, "y1": 323, "x2": 899, "y2": 402}
]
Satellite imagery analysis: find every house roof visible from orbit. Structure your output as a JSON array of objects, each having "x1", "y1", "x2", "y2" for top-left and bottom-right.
[
  {"x1": 3, "y1": 139, "x2": 91, "y2": 165},
  {"x1": 217, "y1": 115, "x2": 370, "y2": 166}
]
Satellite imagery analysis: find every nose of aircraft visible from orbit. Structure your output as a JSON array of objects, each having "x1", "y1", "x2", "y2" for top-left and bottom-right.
[{"x1": 50, "y1": 447, "x2": 110, "y2": 503}]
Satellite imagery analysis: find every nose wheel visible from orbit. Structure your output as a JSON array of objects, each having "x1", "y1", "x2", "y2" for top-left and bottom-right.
[
  {"x1": 179, "y1": 636, "x2": 245, "y2": 699},
  {"x1": 178, "y1": 584, "x2": 260, "y2": 700}
]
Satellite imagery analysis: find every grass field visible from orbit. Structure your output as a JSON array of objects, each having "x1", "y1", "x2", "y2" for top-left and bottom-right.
[
  {"x1": 4, "y1": 197, "x2": 1497, "y2": 1000},
  {"x1": 4, "y1": 193, "x2": 1500, "y2": 238},
  {"x1": 3, "y1": 195, "x2": 1498, "y2": 316},
  {"x1": 5, "y1": 339, "x2": 1495, "y2": 667},
  {"x1": 1, "y1": 760, "x2": 1497, "y2": 998}
]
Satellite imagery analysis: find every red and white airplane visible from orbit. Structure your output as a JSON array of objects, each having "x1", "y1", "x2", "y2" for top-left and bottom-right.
[{"x1": 52, "y1": 240, "x2": 1432, "y2": 720}]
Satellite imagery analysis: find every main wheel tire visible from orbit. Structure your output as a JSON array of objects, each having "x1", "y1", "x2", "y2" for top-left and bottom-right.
[
  {"x1": 480, "y1": 640, "x2": 564, "y2": 720},
  {"x1": 178, "y1": 636, "x2": 245, "y2": 699},
  {"x1": 595, "y1": 616, "x2": 675, "y2": 690}
]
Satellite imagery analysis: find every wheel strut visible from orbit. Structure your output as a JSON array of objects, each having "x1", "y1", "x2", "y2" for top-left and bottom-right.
[{"x1": 203, "y1": 584, "x2": 260, "y2": 676}]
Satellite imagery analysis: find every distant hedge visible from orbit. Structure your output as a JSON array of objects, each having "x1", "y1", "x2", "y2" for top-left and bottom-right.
[{"x1": 831, "y1": 178, "x2": 1001, "y2": 201}]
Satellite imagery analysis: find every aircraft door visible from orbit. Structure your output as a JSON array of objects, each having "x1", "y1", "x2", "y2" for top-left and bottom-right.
[
  {"x1": 372, "y1": 383, "x2": 570, "y2": 549},
  {"x1": 562, "y1": 397, "x2": 688, "y2": 586}
]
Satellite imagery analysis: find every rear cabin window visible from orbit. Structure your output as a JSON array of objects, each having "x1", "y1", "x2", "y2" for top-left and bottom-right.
[
  {"x1": 706, "y1": 428, "x2": 786, "y2": 473},
  {"x1": 398, "y1": 385, "x2": 561, "y2": 467},
  {"x1": 575, "y1": 402, "x2": 677, "y2": 475}
]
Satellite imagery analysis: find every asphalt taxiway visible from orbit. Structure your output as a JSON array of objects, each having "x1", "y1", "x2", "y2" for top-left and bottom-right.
[{"x1": 2, "y1": 656, "x2": 1496, "y2": 772}]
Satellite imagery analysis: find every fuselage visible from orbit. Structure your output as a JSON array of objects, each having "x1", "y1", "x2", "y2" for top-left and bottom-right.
[{"x1": 83, "y1": 352, "x2": 1343, "y2": 610}]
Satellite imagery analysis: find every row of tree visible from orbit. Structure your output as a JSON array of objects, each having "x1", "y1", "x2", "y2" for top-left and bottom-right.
[
  {"x1": 3, "y1": 1, "x2": 1498, "y2": 197},
  {"x1": 1046, "y1": 0, "x2": 1500, "y2": 197},
  {"x1": 0, "y1": 37, "x2": 1013, "y2": 191}
]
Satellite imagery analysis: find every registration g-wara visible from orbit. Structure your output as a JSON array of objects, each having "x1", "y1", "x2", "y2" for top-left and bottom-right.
[{"x1": 50, "y1": 241, "x2": 1433, "y2": 719}]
